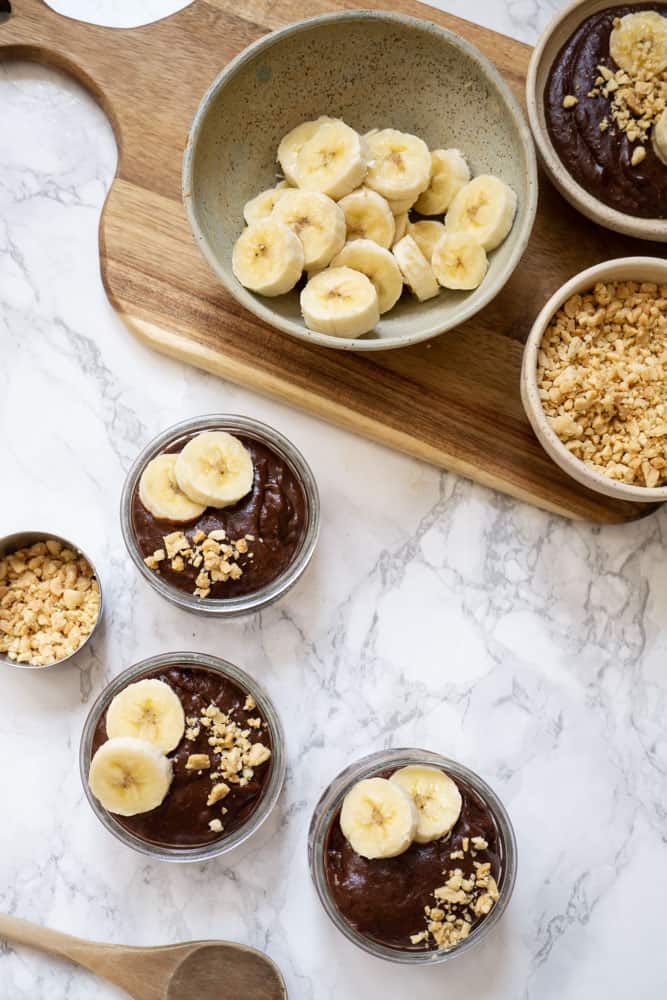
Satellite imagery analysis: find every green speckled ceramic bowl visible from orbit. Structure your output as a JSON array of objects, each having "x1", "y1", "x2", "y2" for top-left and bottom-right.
[{"x1": 183, "y1": 10, "x2": 538, "y2": 351}]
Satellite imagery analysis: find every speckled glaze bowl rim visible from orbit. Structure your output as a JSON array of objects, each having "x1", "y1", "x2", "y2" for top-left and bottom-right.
[
  {"x1": 79, "y1": 651, "x2": 287, "y2": 862},
  {"x1": 526, "y1": 0, "x2": 667, "y2": 243},
  {"x1": 120, "y1": 414, "x2": 320, "y2": 617},
  {"x1": 0, "y1": 530, "x2": 104, "y2": 671},
  {"x1": 182, "y1": 9, "x2": 539, "y2": 352},
  {"x1": 307, "y1": 748, "x2": 517, "y2": 965},
  {"x1": 521, "y1": 256, "x2": 667, "y2": 502}
]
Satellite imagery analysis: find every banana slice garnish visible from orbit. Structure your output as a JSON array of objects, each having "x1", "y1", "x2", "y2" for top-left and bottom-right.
[
  {"x1": 338, "y1": 187, "x2": 396, "y2": 249},
  {"x1": 293, "y1": 120, "x2": 367, "y2": 200},
  {"x1": 390, "y1": 765, "x2": 462, "y2": 844},
  {"x1": 300, "y1": 266, "x2": 380, "y2": 338},
  {"x1": 415, "y1": 148, "x2": 470, "y2": 216},
  {"x1": 393, "y1": 235, "x2": 439, "y2": 302},
  {"x1": 106, "y1": 678, "x2": 186, "y2": 754},
  {"x1": 139, "y1": 454, "x2": 206, "y2": 523},
  {"x1": 446, "y1": 175, "x2": 517, "y2": 252},
  {"x1": 408, "y1": 219, "x2": 447, "y2": 262},
  {"x1": 340, "y1": 776, "x2": 418, "y2": 859},
  {"x1": 365, "y1": 129, "x2": 431, "y2": 204},
  {"x1": 88, "y1": 736, "x2": 173, "y2": 817},
  {"x1": 175, "y1": 431, "x2": 254, "y2": 509},
  {"x1": 330, "y1": 239, "x2": 403, "y2": 314},
  {"x1": 272, "y1": 189, "x2": 346, "y2": 270},
  {"x1": 609, "y1": 11, "x2": 667, "y2": 77},
  {"x1": 277, "y1": 116, "x2": 337, "y2": 185},
  {"x1": 243, "y1": 181, "x2": 291, "y2": 225},
  {"x1": 432, "y1": 232, "x2": 489, "y2": 291},
  {"x1": 653, "y1": 108, "x2": 667, "y2": 165},
  {"x1": 232, "y1": 219, "x2": 304, "y2": 296}
]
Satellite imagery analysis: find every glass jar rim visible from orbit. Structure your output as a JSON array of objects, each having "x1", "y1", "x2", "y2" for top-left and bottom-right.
[
  {"x1": 120, "y1": 414, "x2": 320, "y2": 616},
  {"x1": 80, "y1": 651, "x2": 286, "y2": 862},
  {"x1": 307, "y1": 748, "x2": 517, "y2": 964}
]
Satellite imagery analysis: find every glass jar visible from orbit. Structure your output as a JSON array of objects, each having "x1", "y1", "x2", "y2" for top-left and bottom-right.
[
  {"x1": 308, "y1": 747, "x2": 517, "y2": 963},
  {"x1": 120, "y1": 414, "x2": 320, "y2": 616},
  {"x1": 80, "y1": 651, "x2": 286, "y2": 861}
]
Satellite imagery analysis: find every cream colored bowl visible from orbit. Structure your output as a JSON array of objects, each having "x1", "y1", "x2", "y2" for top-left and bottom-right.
[
  {"x1": 183, "y1": 10, "x2": 538, "y2": 351},
  {"x1": 526, "y1": 0, "x2": 667, "y2": 243},
  {"x1": 521, "y1": 257, "x2": 667, "y2": 502}
]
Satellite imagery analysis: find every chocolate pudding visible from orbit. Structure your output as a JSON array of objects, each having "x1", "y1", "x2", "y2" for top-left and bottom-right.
[
  {"x1": 92, "y1": 664, "x2": 273, "y2": 848},
  {"x1": 324, "y1": 769, "x2": 504, "y2": 950},
  {"x1": 132, "y1": 431, "x2": 308, "y2": 599},
  {"x1": 545, "y1": 4, "x2": 667, "y2": 219}
]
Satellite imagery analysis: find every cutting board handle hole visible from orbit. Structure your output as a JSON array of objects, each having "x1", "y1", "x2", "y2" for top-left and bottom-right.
[{"x1": 0, "y1": 1, "x2": 11, "y2": 24}]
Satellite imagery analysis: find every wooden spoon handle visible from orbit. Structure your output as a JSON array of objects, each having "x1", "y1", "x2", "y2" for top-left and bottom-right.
[{"x1": 0, "y1": 913, "x2": 101, "y2": 961}]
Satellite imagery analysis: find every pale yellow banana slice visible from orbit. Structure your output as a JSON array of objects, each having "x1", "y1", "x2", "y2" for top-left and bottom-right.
[
  {"x1": 88, "y1": 737, "x2": 172, "y2": 817},
  {"x1": 232, "y1": 219, "x2": 304, "y2": 296},
  {"x1": 652, "y1": 108, "x2": 667, "y2": 165},
  {"x1": 365, "y1": 129, "x2": 431, "y2": 203},
  {"x1": 408, "y1": 219, "x2": 447, "y2": 262},
  {"x1": 392, "y1": 212, "x2": 409, "y2": 245},
  {"x1": 338, "y1": 188, "x2": 395, "y2": 249},
  {"x1": 340, "y1": 776, "x2": 418, "y2": 859},
  {"x1": 106, "y1": 678, "x2": 185, "y2": 754},
  {"x1": 294, "y1": 120, "x2": 367, "y2": 200},
  {"x1": 271, "y1": 189, "x2": 346, "y2": 270},
  {"x1": 432, "y1": 232, "x2": 489, "y2": 290},
  {"x1": 390, "y1": 766, "x2": 462, "y2": 844},
  {"x1": 175, "y1": 431, "x2": 254, "y2": 508},
  {"x1": 243, "y1": 181, "x2": 290, "y2": 225},
  {"x1": 300, "y1": 266, "x2": 380, "y2": 338},
  {"x1": 393, "y1": 235, "x2": 439, "y2": 301},
  {"x1": 277, "y1": 116, "x2": 336, "y2": 185},
  {"x1": 446, "y1": 175, "x2": 517, "y2": 251},
  {"x1": 330, "y1": 239, "x2": 403, "y2": 314},
  {"x1": 609, "y1": 11, "x2": 667, "y2": 77},
  {"x1": 387, "y1": 195, "x2": 417, "y2": 215},
  {"x1": 138, "y1": 454, "x2": 206, "y2": 523},
  {"x1": 414, "y1": 148, "x2": 471, "y2": 216}
]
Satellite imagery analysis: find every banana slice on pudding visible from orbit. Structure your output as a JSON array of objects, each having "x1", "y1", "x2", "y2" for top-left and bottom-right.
[
  {"x1": 106, "y1": 678, "x2": 185, "y2": 754},
  {"x1": 88, "y1": 737, "x2": 173, "y2": 817},
  {"x1": 340, "y1": 776, "x2": 418, "y2": 859},
  {"x1": 390, "y1": 765, "x2": 462, "y2": 843},
  {"x1": 139, "y1": 454, "x2": 206, "y2": 522},
  {"x1": 175, "y1": 431, "x2": 254, "y2": 509}
]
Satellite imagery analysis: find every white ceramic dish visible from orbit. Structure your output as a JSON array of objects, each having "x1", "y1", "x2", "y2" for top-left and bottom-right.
[{"x1": 521, "y1": 256, "x2": 667, "y2": 502}]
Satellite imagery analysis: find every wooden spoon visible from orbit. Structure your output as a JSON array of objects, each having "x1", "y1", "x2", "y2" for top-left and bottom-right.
[{"x1": 0, "y1": 914, "x2": 287, "y2": 999}]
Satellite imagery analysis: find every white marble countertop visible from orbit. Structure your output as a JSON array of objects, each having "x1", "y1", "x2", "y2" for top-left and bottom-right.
[{"x1": 2, "y1": 1, "x2": 666, "y2": 997}]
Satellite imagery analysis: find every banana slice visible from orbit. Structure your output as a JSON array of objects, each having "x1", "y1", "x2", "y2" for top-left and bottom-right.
[
  {"x1": 300, "y1": 266, "x2": 380, "y2": 338},
  {"x1": 175, "y1": 431, "x2": 254, "y2": 508},
  {"x1": 232, "y1": 219, "x2": 304, "y2": 296},
  {"x1": 609, "y1": 11, "x2": 667, "y2": 77},
  {"x1": 408, "y1": 219, "x2": 447, "y2": 262},
  {"x1": 393, "y1": 235, "x2": 439, "y2": 301},
  {"x1": 338, "y1": 188, "x2": 395, "y2": 249},
  {"x1": 653, "y1": 108, "x2": 667, "y2": 165},
  {"x1": 294, "y1": 120, "x2": 367, "y2": 200},
  {"x1": 106, "y1": 678, "x2": 185, "y2": 754},
  {"x1": 414, "y1": 148, "x2": 471, "y2": 216},
  {"x1": 330, "y1": 240, "x2": 403, "y2": 314},
  {"x1": 365, "y1": 129, "x2": 431, "y2": 203},
  {"x1": 88, "y1": 736, "x2": 173, "y2": 817},
  {"x1": 432, "y1": 232, "x2": 489, "y2": 290},
  {"x1": 392, "y1": 212, "x2": 409, "y2": 245},
  {"x1": 277, "y1": 116, "x2": 336, "y2": 185},
  {"x1": 243, "y1": 181, "x2": 290, "y2": 225},
  {"x1": 446, "y1": 175, "x2": 517, "y2": 251},
  {"x1": 340, "y1": 776, "x2": 418, "y2": 859},
  {"x1": 138, "y1": 454, "x2": 206, "y2": 523},
  {"x1": 271, "y1": 189, "x2": 346, "y2": 270},
  {"x1": 387, "y1": 195, "x2": 417, "y2": 215},
  {"x1": 390, "y1": 766, "x2": 462, "y2": 844}
]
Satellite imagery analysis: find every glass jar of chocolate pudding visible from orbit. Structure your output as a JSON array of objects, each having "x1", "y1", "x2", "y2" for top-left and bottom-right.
[
  {"x1": 120, "y1": 415, "x2": 319, "y2": 616},
  {"x1": 308, "y1": 749, "x2": 517, "y2": 963},
  {"x1": 80, "y1": 652, "x2": 286, "y2": 861}
]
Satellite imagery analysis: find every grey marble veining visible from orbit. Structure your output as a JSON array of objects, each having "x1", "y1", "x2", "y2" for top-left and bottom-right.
[{"x1": 1, "y1": 2, "x2": 667, "y2": 998}]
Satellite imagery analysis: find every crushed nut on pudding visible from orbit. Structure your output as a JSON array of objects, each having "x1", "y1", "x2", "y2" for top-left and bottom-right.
[
  {"x1": 144, "y1": 528, "x2": 254, "y2": 597},
  {"x1": 537, "y1": 280, "x2": 667, "y2": 487},
  {"x1": 0, "y1": 539, "x2": 100, "y2": 666}
]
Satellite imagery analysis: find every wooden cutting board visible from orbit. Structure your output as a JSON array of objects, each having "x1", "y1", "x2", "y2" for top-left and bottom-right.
[{"x1": 2, "y1": 0, "x2": 663, "y2": 522}]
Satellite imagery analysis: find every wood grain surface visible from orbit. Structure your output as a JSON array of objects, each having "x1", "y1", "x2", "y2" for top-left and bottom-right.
[{"x1": 1, "y1": 0, "x2": 663, "y2": 522}]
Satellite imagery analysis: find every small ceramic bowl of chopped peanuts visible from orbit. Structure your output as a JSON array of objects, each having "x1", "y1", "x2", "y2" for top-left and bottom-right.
[
  {"x1": 521, "y1": 256, "x2": 667, "y2": 501},
  {"x1": 0, "y1": 531, "x2": 103, "y2": 669}
]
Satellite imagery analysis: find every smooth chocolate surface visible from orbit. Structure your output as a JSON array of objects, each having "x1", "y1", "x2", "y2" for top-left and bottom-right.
[
  {"x1": 92, "y1": 664, "x2": 273, "y2": 848},
  {"x1": 132, "y1": 431, "x2": 307, "y2": 598},
  {"x1": 545, "y1": 4, "x2": 667, "y2": 219},
  {"x1": 324, "y1": 769, "x2": 504, "y2": 950}
]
